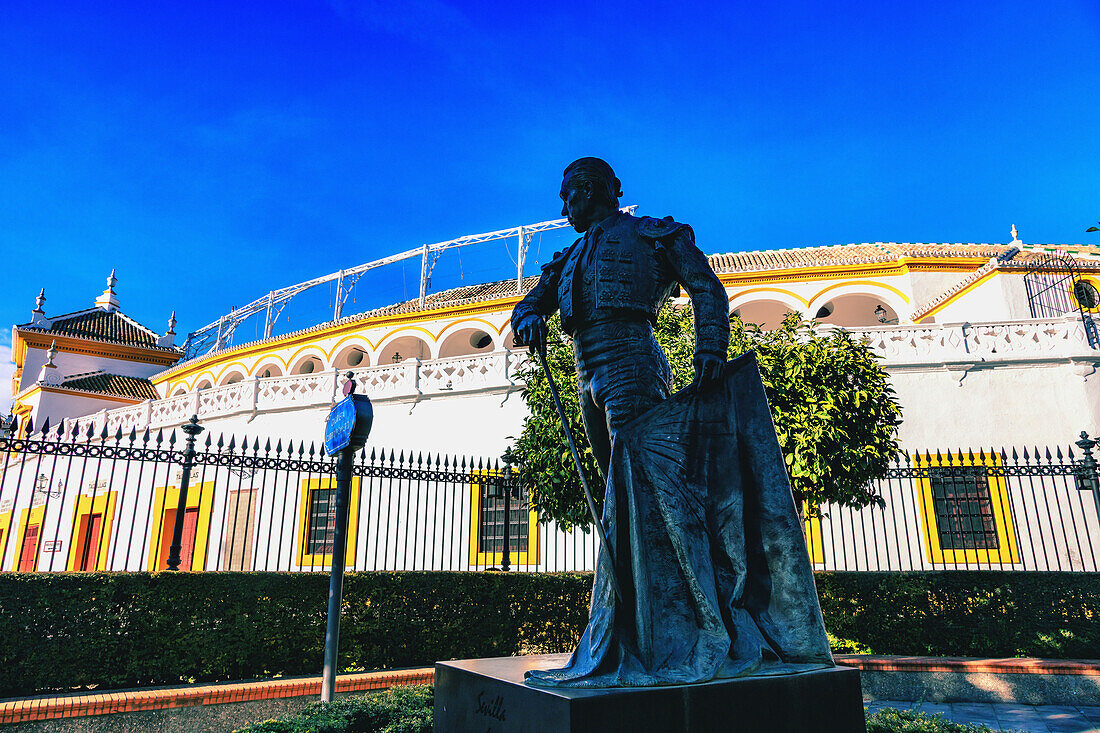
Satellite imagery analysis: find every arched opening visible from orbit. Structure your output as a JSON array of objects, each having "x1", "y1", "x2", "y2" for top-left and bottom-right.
[
  {"x1": 502, "y1": 328, "x2": 519, "y2": 350},
  {"x1": 171, "y1": 386, "x2": 187, "y2": 397},
  {"x1": 219, "y1": 370, "x2": 246, "y2": 386},
  {"x1": 437, "y1": 327, "x2": 495, "y2": 359},
  {"x1": 290, "y1": 355, "x2": 324, "y2": 375},
  {"x1": 815, "y1": 295, "x2": 900, "y2": 328},
  {"x1": 377, "y1": 335, "x2": 430, "y2": 365},
  {"x1": 732, "y1": 300, "x2": 795, "y2": 330},
  {"x1": 255, "y1": 363, "x2": 283, "y2": 379},
  {"x1": 196, "y1": 380, "x2": 212, "y2": 391},
  {"x1": 333, "y1": 344, "x2": 370, "y2": 370}
]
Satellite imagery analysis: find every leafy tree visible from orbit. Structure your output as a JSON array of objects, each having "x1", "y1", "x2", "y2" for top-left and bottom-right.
[{"x1": 509, "y1": 305, "x2": 902, "y2": 529}]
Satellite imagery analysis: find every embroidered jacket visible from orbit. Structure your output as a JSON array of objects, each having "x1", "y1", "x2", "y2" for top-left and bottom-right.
[{"x1": 511, "y1": 212, "x2": 730, "y2": 358}]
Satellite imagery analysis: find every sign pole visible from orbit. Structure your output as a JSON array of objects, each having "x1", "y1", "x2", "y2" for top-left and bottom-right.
[
  {"x1": 319, "y1": 372, "x2": 372, "y2": 703},
  {"x1": 321, "y1": 444, "x2": 353, "y2": 702}
]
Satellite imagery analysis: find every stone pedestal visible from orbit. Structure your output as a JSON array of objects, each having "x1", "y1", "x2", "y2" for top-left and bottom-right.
[{"x1": 434, "y1": 653, "x2": 864, "y2": 732}]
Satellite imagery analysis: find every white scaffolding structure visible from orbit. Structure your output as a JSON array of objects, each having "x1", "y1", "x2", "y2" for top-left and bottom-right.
[{"x1": 182, "y1": 207, "x2": 637, "y2": 360}]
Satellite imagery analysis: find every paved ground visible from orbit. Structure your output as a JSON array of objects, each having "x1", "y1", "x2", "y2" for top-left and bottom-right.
[{"x1": 869, "y1": 700, "x2": 1100, "y2": 732}]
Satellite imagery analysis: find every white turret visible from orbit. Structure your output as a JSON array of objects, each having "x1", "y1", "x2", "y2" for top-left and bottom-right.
[
  {"x1": 31, "y1": 289, "x2": 48, "y2": 327},
  {"x1": 158, "y1": 311, "x2": 177, "y2": 348},
  {"x1": 94, "y1": 269, "x2": 121, "y2": 312},
  {"x1": 36, "y1": 340, "x2": 60, "y2": 386}
]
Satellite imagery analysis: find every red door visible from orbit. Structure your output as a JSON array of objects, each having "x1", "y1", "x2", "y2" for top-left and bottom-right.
[
  {"x1": 158, "y1": 507, "x2": 201, "y2": 570},
  {"x1": 179, "y1": 508, "x2": 199, "y2": 570},
  {"x1": 77, "y1": 514, "x2": 103, "y2": 571},
  {"x1": 18, "y1": 525, "x2": 39, "y2": 572}
]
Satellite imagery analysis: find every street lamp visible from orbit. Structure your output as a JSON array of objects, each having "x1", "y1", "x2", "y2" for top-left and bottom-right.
[{"x1": 875, "y1": 305, "x2": 898, "y2": 325}]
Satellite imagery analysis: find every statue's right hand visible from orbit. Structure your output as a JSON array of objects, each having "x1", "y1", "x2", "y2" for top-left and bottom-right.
[{"x1": 514, "y1": 316, "x2": 548, "y2": 356}]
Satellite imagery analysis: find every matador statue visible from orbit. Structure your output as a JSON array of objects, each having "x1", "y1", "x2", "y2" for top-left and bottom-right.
[{"x1": 511, "y1": 158, "x2": 834, "y2": 688}]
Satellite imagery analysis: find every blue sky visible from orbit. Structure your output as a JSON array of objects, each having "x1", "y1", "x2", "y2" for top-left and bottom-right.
[{"x1": 1, "y1": 0, "x2": 1099, "y2": 401}]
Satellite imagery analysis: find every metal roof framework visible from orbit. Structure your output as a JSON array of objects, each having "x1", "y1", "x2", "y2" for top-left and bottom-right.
[{"x1": 182, "y1": 208, "x2": 636, "y2": 360}]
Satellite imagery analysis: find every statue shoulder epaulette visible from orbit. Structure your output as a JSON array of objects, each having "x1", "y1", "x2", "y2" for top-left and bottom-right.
[
  {"x1": 636, "y1": 215, "x2": 691, "y2": 241},
  {"x1": 541, "y1": 240, "x2": 579, "y2": 272}
]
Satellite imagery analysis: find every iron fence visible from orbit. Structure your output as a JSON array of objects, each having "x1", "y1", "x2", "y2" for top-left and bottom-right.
[{"x1": 0, "y1": 418, "x2": 1097, "y2": 574}]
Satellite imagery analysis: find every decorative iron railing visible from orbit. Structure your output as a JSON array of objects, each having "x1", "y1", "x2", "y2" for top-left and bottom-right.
[{"x1": 1, "y1": 418, "x2": 1097, "y2": 574}]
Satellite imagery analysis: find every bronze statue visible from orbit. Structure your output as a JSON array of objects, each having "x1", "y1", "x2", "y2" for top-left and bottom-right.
[{"x1": 512, "y1": 158, "x2": 834, "y2": 688}]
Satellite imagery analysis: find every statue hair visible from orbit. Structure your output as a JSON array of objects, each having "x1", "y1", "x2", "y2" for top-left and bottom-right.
[{"x1": 562, "y1": 157, "x2": 622, "y2": 210}]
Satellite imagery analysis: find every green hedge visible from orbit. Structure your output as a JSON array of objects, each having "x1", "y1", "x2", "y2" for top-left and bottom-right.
[
  {"x1": 0, "y1": 571, "x2": 589, "y2": 697},
  {"x1": 1, "y1": 571, "x2": 1097, "y2": 697},
  {"x1": 815, "y1": 572, "x2": 1100, "y2": 659}
]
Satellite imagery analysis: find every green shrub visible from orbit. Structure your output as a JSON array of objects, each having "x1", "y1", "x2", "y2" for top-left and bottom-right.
[
  {"x1": 866, "y1": 708, "x2": 997, "y2": 732},
  {"x1": 816, "y1": 571, "x2": 1100, "y2": 659},
  {"x1": 0, "y1": 571, "x2": 589, "y2": 697},
  {"x1": 234, "y1": 685, "x2": 433, "y2": 733},
  {"x1": 1, "y1": 570, "x2": 1097, "y2": 697}
]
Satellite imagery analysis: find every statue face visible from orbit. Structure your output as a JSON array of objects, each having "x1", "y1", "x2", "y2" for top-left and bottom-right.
[{"x1": 560, "y1": 178, "x2": 597, "y2": 233}]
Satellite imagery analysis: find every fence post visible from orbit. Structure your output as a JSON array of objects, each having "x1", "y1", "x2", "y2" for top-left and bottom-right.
[
  {"x1": 1075, "y1": 431, "x2": 1100, "y2": 518},
  {"x1": 166, "y1": 416, "x2": 205, "y2": 571}
]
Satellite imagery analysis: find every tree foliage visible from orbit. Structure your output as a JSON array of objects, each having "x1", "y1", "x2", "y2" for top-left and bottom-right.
[{"x1": 510, "y1": 305, "x2": 902, "y2": 528}]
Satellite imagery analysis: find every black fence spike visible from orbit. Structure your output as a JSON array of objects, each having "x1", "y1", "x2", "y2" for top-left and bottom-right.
[
  {"x1": 204, "y1": 432, "x2": 212, "y2": 448},
  {"x1": 1043, "y1": 446, "x2": 1052, "y2": 461},
  {"x1": 252, "y1": 437, "x2": 260, "y2": 453},
  {"x1": 114, "y1": 426, "x2": 123, "y2": 441},
  {"x1": 1021, "y1": 445, "x2": 1029, "y2": 460},
  {"x1": 85, "y1": 422, "x2": 95, "y2": 439},
  {"x1": 128, "y1": 426, "x2": 137, "y2": 443},
  {"x1": 227, "y1": 435, "x2": 236, "y2": 451},
  {"x1": 24, "y1": 416, "x2": 34, "y2": 434},
  {"x1": 417, "y1": 451, "x2": 423, "y2": 465},
  {"x1": 99, "y1": 423, "x2": 109, "y2": 440},
  {"x1": 274, "y1": 439, "x2": 282, "y2": 455},
  {"x1": 1068, "y1": 444, "x2": 1076, "y2": 460},
  {"x1": 168, "y1": 429, "x2": 177, "y2": 446},
  {"x1": 1056, "y1": 445, "x2": 1064, "y2": 461},
  {"x1": 142, "y1": 429, "x2": 151, "y2": 445},
  {"x1": 216, "y1": 433, "x2": 224, "y2": 450},
  {"x1": 297, "y1": 442, "x2": 305, "y2": 457},
  {"x1": 39, "y1": 416, "x2": 49, "y2": 434}
]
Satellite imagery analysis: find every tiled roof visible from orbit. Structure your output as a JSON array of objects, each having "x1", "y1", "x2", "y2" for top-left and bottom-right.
[
  {"x1": 18, "y1": 309, "x2": 181, "y2": 352},
  {"x1": 59, "y1": 372, "x2": 159, "y2": 401}
]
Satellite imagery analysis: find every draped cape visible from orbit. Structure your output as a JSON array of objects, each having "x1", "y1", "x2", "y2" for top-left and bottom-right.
[{"x1": 525, "y1": 352, "x2": 834, "y2": 688}]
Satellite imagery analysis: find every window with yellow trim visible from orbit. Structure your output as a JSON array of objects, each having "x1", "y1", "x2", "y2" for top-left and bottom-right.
[
  {"x1": 1070, "y1": 277, "x2": 1100, "y2": 314},
  {"x1": 468, "y1": 471, "x2": 538, "y2": 567},
  {"x1": 67, "y1": 486, "x2": 118, "y2": 571},
  {"x1": 914, "y1": 451, "x2": 1019, "y2": 565},
  {"x1": 11, "y1": 504, "x2": 46, "y2": 572},
  {"x1": 295, "y1": 477, "x2": 359, "y2": 568},
  {"x1": 147, "y1": 479, "x2": 216, "y2": 571}
]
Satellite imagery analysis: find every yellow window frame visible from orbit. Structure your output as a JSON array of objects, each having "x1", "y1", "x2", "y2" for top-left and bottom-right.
[
  {"x1": 801, "y1": 502, "x2": 825, "y2": 564},
  {"x1": 1069, "y1": 276, "x2": 1100, "y2": 314},
  {"x1": 468, "y1": 471, "x2": 538, "y2": 567},
  {"x1": 295, "y1": 477, "x2": 360, "y2": 568},
  {"x1": 147, "y1": 481, "x2": 216, "y2": 571},
  {"x1": 10, "y1": 504, "x2": 46, "y2": 571},
  {"x1": 66, "y1": 490, "x2": 118, "y2": 571},
  {"x1": 914, "y1": 451, "x2": 1019, "y2": 565},
  {"x1": 0, "y1": 497, "x2": 13, "y2": 564}
]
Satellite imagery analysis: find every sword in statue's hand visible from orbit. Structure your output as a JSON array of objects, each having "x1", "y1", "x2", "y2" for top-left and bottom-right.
[{"x1": 534, "y1": 339, "x2": 625, "y2": 605}]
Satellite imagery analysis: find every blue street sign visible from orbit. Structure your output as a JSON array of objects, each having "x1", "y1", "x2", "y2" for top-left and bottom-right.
[{"x1": 325, "y1": 396, "x2": 356, "y2": 456}]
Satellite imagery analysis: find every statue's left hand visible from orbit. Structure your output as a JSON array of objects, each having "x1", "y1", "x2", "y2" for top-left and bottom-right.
[{"x1": 692, "y1": 353, "x2": 724, "y2": 391}]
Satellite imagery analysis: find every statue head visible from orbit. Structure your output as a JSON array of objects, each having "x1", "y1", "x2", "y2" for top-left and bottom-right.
[{"x1": 560, "y1": 157, "x2": 622, "y2": 232}]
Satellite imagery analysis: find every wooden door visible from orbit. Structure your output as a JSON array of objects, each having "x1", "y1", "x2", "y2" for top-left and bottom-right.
[
  {"x1": 77, "y1": 514, "x2": 103, "y2": 571},
  {"x1": 18, "y1": 524, "x2": 39, "y2": 572}
]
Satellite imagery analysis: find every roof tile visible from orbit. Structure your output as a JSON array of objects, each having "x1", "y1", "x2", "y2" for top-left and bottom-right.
[{"x1": 59, "y1": 372, "x2": 159, "y2": 401}]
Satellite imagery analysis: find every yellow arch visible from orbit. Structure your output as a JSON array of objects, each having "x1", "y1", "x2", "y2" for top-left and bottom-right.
[
  {"x1": 727, "y1": 287, "x2": 810, "y2": 307},
  {"x1": 284, "y1": 345, "x2": 329, "y2": 372},
  {"x1": 327, "y1": 333, "x2": 378, "y2": 360},
  {"x1": 213, "y1": 361, "x2": 252, "y2": 384},
  {"x1": 434, "y1": 317, "x2": 508, "y2": 341},
  {"x1": 807, "y1": 280, "x2": 911, "y2": 306},
  {"x1": 251, "y1": 353, "x2": 291, "y2": 374}
]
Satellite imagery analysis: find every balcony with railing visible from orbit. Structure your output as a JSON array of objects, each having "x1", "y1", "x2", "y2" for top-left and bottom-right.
[{"x1": 67, "y1": 316, "x2": 1097, "y2": 437}]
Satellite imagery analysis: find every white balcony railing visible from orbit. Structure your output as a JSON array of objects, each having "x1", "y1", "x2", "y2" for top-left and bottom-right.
[
  {"x1": 70, "y1": 350, "x2": 534, "y2": 436},
  {"x1": 64, "y1": 316, "x2": 1097, "y2": 437}
]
